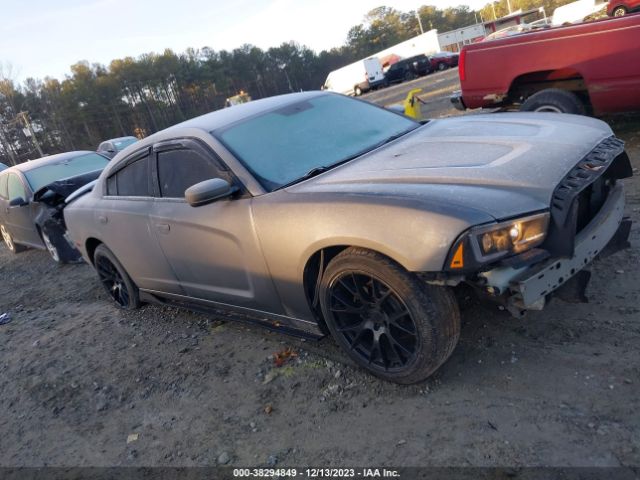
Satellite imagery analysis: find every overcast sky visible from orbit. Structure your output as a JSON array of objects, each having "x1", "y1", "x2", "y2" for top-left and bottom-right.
[{"x1": 1, "y1": 0, "x2": 487, "y2": 82}]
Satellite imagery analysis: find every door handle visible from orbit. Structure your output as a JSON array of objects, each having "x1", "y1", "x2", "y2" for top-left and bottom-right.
[{"x1": 155, "y1": 223, "x2": 170, "y2": 234}]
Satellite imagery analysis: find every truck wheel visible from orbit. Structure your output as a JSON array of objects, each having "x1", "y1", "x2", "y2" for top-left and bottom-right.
[
  {"x1": 613, "y1": 6, "x2": 627, "y2": 15},
  {"x1": 354, "y1": 86, "x2": 363, "y2": 96},
  {"x1": 520, "y1": 88, "x2": 586, "y2": 115},
  {"x1": 319, "y1": 247, "x2": 460, "y2": 384}
]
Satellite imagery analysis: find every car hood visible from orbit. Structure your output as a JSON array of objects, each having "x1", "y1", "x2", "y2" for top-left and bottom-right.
[{"x1": 286, "y1": 112, "x2": 614, "y2": 220}]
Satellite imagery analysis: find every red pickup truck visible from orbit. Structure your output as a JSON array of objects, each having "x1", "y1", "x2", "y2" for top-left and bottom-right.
[{"x1": 452, "y1": 15, "x2": 640, "y2": 115}]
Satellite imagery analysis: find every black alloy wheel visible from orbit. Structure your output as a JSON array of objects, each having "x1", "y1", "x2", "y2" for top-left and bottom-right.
[
  {"x1": 328, "y1": 272, "x2": 418, "y2": 371},
  {"x1": 320, "y1": 247, "x2": 460, "y2": 384},
  {"x1": 93, "y1": 244, "x2": 140, "y2": 309}
]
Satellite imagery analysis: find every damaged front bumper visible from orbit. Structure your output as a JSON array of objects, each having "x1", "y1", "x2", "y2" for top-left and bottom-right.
[{"x1": 480, "y1": 182, "x2": 630, "y2": 316}]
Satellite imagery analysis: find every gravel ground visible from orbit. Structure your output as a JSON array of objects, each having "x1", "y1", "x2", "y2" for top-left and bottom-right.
[{"x1": 0, "y1": 106, "x2": 639, "y2": 468}]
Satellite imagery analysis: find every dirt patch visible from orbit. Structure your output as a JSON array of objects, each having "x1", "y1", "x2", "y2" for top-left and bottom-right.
[{"x1": 0, "y1": 118, "x2": 639, "y2": 468}]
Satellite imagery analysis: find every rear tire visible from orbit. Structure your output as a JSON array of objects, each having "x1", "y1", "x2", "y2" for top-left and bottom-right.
[
  {"x1": 1, "y1": 224, "x2": 27, "y2": 254},
  {"x1": 438, "y1": 62, "x2": 447, "y2": 71},
  {"x1": 93, "y1": 244, "x2": 141, "y2": 310},
  {"x1": 613, "y1": 6, "x2": 627, "y2": 15},
  {"x1": 319, "y1": 247, "x2": 460, "y2": 384},
  {"x1": 520, "y1": 88, "x2": 586, "y2": 115},
  {"x1": 354, "y1": 86, "x2": 363, "y2": 96}
]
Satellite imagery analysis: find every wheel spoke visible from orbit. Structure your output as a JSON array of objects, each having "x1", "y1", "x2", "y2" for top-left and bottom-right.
[
  {"x1": 388, "y1": 334, "x2": 414, "y2": 356},
  {"x1": 349, "y1": 328, "x2": 367, "y2": 350},
  {"x1": 329, "y1": 271, "x2": 418, "y2": 371},
  {"x1": 351, "y1": 273, "x2": 371, "y2": 301},
  {"x1": 337, "y1": 278, "x2": 358, "y2": 297},
  {"x1": 119, "y1": 286, "x2": 128, "y2": 306},
  {"x1": 381, "y1": 334, "x2": 403, "y2": 366},
  {"x1": 374, "y1": 283, "x2": 393, "y2": 305},
  {"x1": 368, "y1": 341, "x2": 381, "y2": 365},
  {"x1": 387, "y1": 308, "x2": 410, "y2": 324},
  {"x1": 389, "y1": 320, "x2": 416, "y2": 336},
  {"x1": 331, "y1": 290, "x2": 361, "y2": 311},
  {"x1": 331, "y1": 304, "x2": 364, "y2": 314}
]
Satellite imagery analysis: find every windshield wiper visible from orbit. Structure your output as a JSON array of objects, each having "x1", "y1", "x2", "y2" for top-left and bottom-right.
[
  {"x1": 277, "y1": 166, "x2": 331, "y2": 190},
  {"x1": 371, "y1": 127, "x2": 418, "y2": 150}
]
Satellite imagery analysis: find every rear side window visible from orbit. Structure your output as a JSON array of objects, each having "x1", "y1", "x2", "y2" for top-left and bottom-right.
[
  {"x1": 0, "y1": 174, "x2": 8, "y2": 199},
  {"x1": 106, "y1": 156, "x2": 150, "y2": 196},
  {"x1": 8, "y1": 174, "x2": 27, "y2": 201},
  {"x1": 157, "y1": 149, "x2": 222, "y2": 198}
]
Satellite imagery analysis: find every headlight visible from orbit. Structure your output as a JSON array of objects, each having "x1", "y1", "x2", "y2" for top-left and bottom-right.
[
  {"x1": 446, "y1": 212, "x2": 550, "y2": 270},
  {"x1": 471, "y1": 212, "x2": 550, "y2": 262}
]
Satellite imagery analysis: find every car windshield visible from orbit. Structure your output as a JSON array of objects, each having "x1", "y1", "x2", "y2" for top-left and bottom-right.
[
  {"x1": 24, "y1": 153, "x2": 109, "y2": 191},
  {"x1": 114, "y1": 138, "x2": 137, "y2": 151},
  {"x1": 213, "y1": 94, "x2": 419, "y2": 191}
]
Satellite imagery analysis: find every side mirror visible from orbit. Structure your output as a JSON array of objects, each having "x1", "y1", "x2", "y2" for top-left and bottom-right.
[
  {"x1": 9, "y1": 197, "x2": 27, "y2": 207},
  {"x1": 185, "y1": 178, "x2": 235, "y2": 207}
]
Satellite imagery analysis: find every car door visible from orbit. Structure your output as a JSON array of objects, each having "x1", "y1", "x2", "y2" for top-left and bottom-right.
[
  {"x1": 149, "y1": 139, "x2": 284, "y2": 314},
  {"x1": 387, "y1": 63, "x2": 401, "y2": 83},
  {"x1": 99, "y1": 148, "x2": 181, "y2": 294},
  {"x1": 4, "y1": 172, "x2": 40, "y2": 246}
]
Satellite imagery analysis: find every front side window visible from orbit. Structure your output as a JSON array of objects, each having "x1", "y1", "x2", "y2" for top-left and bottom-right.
[
  {"x1": 157, "y1": 149, "x2": 222, "y2": 198},
  {"x1": 213, "y1": 94, "x2": 418, "y2": 191},
  {"x1": 106, "y1": 156, "x2": 150, "y2": 196},
  {"x1": 7, "y1": 174, "x2": 27, "y2": 202},
  {"x1": 24, "y1": 152, "x2": 109, "y2": 192}
]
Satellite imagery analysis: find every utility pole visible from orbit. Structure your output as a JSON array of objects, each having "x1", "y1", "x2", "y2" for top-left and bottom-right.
[
  {"x1": 0, "y1": 125, "x2": 17, "y2": 165},
  {"x1": 415, "y1": 11, "x2": 425, "y2": 34},
  {"x1": 491, "y1": 2, "x2": 497, "y2": 20},
  {"x1": 506, "y1": 0, "x2": 512, "y2": 14},
  {"x1": 19, "y1": 111, "x2": 44, "y2": 158}
]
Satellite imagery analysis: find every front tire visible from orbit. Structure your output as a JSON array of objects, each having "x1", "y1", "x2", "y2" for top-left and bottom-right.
[
  {"x1": 93, "y1": 244, "x2": 140, "y2": 310},
  {"x1": 319, "y1": 248, "x2": 460, "y2": 384},
  {"x1": 354, "y1": 86, "x2": 363, "y2": 96},
  {"x1": 1, "y1": 224, "x2": 26, "y2": 254},
  {"x1": 613, "y1": 6, "x2": 627, "y2": 15},
  {"x1": 42, "y1": 231, "x2": 61, "y2": 263},
  {"x1": 520, "y1": 88, "x2": 586, "y2": 115}
]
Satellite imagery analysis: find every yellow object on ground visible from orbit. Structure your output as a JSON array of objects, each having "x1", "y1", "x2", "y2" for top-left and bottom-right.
[{"x1": 403, "y1": 88, "x2": 424, "y2": 119}]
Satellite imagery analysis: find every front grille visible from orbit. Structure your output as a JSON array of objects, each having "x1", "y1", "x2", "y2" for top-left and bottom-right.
[{"x1": 544, "y1": 136, "x2": 632, "y2": 257}]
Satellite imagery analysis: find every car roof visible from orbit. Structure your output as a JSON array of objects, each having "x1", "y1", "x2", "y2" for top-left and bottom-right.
[
  {"x1": 175, "y1": 91, "x2": 325, "y2": 132},
  {"x1": 110, "y1": 91, "x2": 328, "y2": 164},
  {"x1": 0, "y1": 151, "x2": 99, "y2": 174},
  {"x1": 102, "y1": 136, "x2": 137, "y2": 143}
]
